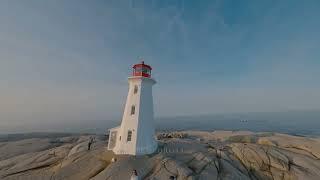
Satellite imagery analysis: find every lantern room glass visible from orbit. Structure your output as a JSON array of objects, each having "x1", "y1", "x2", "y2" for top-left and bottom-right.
[{"x1": 133, "y1": 66, "x2": 151, "y2": 77}]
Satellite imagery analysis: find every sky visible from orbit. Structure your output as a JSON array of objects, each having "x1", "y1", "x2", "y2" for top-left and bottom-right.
[{"x1": 0, "y1": 0, "x2": 320, "y2": 132}]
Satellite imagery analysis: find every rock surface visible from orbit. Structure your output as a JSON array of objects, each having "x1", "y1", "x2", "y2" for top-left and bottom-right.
[{"x1": 0, "y1": 131, "x2": 319, "y2": 180}]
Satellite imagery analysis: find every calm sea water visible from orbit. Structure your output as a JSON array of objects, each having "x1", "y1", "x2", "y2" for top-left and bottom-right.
[
  {"x1": 156, "y1": 111, "x2": 320, "y2": 136},
  {"x1": 1, "y1": 111, "x2": 319, "y2": 137}
]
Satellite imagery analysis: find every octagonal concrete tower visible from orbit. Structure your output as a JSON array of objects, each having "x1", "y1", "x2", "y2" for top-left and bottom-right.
[{"x1": 108, "y1": 61, "x2": 157, "y2": 155}]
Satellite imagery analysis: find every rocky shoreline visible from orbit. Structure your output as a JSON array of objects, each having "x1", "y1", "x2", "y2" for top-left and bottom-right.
[{"x1": 0, "y1": 130, "x2": 319, "y2": 180}]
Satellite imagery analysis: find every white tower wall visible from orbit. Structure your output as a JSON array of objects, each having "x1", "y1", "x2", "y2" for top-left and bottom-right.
[{"x1": 110, "y1": 76, "x2": 157, "y2": 155}]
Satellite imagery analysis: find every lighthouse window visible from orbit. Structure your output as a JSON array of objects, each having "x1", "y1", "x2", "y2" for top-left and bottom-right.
[
  {"x1": 135, "y1": 67, "x2": 142, "y2": 73},
  {"x1": 131, "y1": 105, "x2": 135, "y2": 115},
  {"x1": 142, "y1": 67, "x2": 148, "y2": 73},
  {"x1": 136, "y1": 67, "x2": 142, "y2": 71},
  {"x1": 127, "y1": 130, "x2": 132, "y2": 141},
  {"x1": 134, "y1": 85, "x2": 138, "y2": 94}
]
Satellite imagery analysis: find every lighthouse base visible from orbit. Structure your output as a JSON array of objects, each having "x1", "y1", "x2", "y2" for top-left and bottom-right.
[
  {"x1": 107, "y1": 127, "x2": 158, "y2": 156},
  {"x1": 113, "y1": 142, "x2": 158, "y2": 156}
]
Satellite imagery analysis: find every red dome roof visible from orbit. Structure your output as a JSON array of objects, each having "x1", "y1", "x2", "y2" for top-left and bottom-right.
[{"x1": 132, "y1": 61, "x2": 152, "y2": 70}]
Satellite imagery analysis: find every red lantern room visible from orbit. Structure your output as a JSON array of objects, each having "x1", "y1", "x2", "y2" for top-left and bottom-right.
[{"x1": 132, "y1": 61, "x2": 152, "y2": 78}]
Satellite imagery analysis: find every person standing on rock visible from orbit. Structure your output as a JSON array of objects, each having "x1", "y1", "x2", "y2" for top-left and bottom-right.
[
  {"x1": 130, "y1": 169, "x2": 139, "y2": 180},
  {"x1": 88, "y1": 137, "x2": 94, "y2": 151}
]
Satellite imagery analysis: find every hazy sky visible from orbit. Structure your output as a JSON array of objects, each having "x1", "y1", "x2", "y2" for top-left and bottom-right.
[{"x1": 1, "y1": 0, "x2": 320, "y2": 131}]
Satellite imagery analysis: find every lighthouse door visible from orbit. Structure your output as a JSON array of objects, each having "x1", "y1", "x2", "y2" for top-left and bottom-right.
[{"x1": 108, "y1": 130, "x2": 118, "y2": 150}]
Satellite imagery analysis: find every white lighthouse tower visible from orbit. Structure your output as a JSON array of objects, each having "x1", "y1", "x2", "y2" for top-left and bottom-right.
[{"x1": 107, "y1": 61, "x2": 157, "y2": 155}]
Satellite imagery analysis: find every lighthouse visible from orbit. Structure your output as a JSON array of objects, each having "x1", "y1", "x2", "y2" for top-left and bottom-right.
[{"x1": 107, "y1": 61, "x2": 158, "y2": 155}]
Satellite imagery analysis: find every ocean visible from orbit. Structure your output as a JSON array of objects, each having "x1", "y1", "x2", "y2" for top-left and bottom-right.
[{"x1": 1, "y1": 111, "x2": 319, "y2": 137}]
